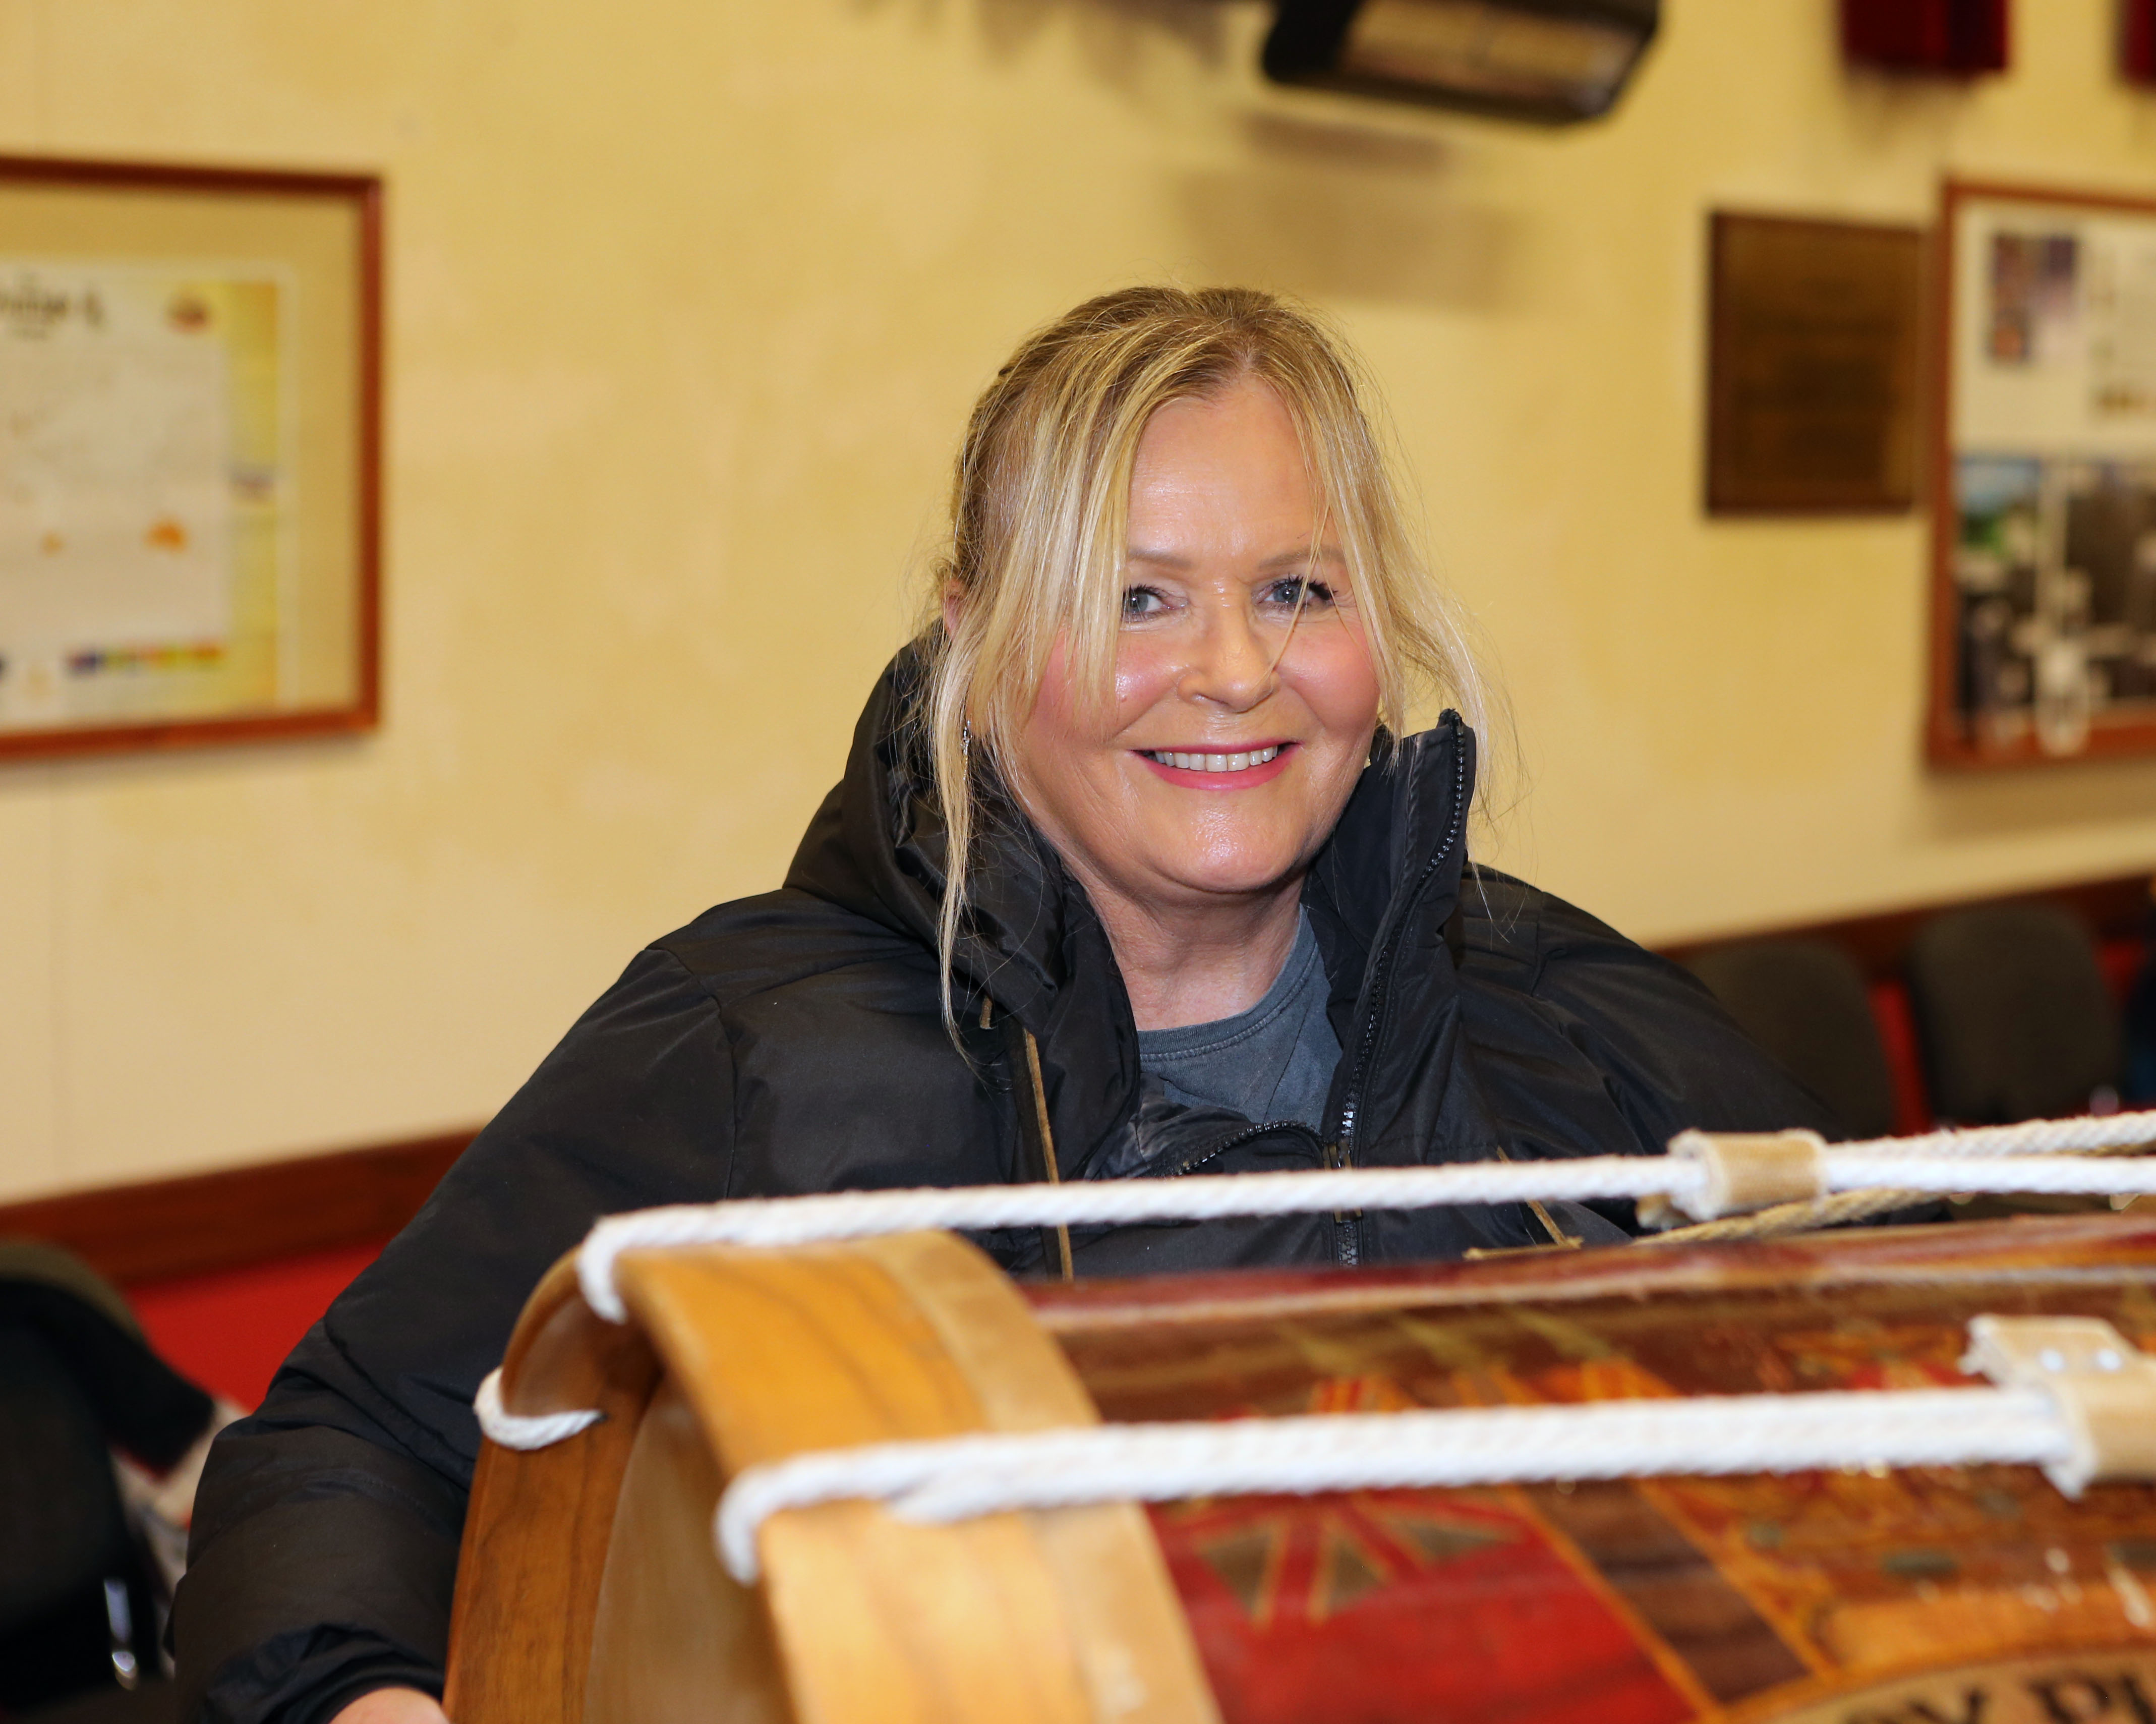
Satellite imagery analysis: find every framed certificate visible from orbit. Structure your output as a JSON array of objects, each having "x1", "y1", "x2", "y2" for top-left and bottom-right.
[
  {"x1": 1932, "y1": 178, "x2": 2156, "y2": 767},
  {"x1": 0, "y1": 155, "x2": 381, "y2": 760}
]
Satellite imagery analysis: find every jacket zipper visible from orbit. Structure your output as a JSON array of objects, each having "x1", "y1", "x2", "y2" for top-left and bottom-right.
[
  {"x1": 1323, "y1": 1138, "x2": 1360, "y2": 1267},
  {"x1": 1323, "y1": 732, "x2": 1470, "y2": 1267},
  {"x1": 1162, "y1": 1119, "x2": 1323, "y2": 1180},
  {"x1": 1151, "y1": 1126, "x2": 1359, "y2": 1267}
]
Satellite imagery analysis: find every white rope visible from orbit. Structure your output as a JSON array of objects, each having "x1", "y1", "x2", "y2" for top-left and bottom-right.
[
  {"x1": 577, "y1": 1160, "x2": 1707, "y2": 1320},
  {"x1": 575, "y1": 1107, "x2": 2156, "y2": 1323},
  {"x1": 711, "y1": 1385, "x2": 2071, "y2": 1583},
  {"x1": 473, "y1": 1367, "x2": 604, "y2": 1450},
  {"x1": 1649, "y1": 1120, "x2": 2156, "y2": 1245},
  {"x1": 1802, "y1": 1153, "x2": 2156, "y2": 1193},
  {"x1": 463, "y1": 1110, "x2": 2156, "y2": 1454},
  {"x1": 1842, "y1": 1111, "x2": 2156, "y2": 1158}
]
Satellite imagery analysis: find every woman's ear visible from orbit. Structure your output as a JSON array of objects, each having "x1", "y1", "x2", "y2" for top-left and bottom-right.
[{"x1": 942, "y1": 580, "x2": 966, "y2": 639}]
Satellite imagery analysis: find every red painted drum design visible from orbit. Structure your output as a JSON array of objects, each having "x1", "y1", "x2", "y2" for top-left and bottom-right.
[{"x1": 446, "y1": 1212, "x2": 2156, "y2": 1724}]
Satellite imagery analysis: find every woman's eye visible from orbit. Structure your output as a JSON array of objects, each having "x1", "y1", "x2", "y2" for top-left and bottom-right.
[
  {"x1": 1122, "y1": 586, "x2": 1170, "y2": 618},
  {"x1": 1263, "y1": 577, "x2": 1335, "y2": 610}
]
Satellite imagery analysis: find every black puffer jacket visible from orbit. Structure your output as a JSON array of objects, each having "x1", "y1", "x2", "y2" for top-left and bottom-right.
[{"x1": 173, "y1": 649, "x2": 1837, "y2": 1723}]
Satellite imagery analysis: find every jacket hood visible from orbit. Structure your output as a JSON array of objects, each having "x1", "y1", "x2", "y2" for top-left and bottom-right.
[{"x1": 784, "y1": 643, "x2": 1106, "y2": 1024}]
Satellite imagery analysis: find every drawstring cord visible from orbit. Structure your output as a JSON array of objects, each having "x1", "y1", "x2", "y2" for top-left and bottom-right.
[
  {"x1": 979, "y1": 997, "x2": 1075, "y2": 1281},
  {"x1": 1022, "y1": 1029, "x2": 1076, "y2": 1282}
]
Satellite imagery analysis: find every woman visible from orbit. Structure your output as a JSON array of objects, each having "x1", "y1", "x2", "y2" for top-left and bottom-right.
[{"x1": 174, "y1": 287, "x2": 1835, "y2": 1724}]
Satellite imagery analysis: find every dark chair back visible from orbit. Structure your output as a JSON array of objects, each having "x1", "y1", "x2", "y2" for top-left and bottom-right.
[
  {"x1": 1906, "y1": 903, "x2": 2122, "y2": 1124},
  {"x1": 0, "y1": 1244, "x2": 207, "y2": 1715},
  {"x1": 0, "y1": 1323, "x2": 133, "y2": 1631},
  {"x1": 1686, "y1": 938, "x2": 1897, "y2": 1140},
  {"x1": 0, "y1": 1319, "x2": 146, "y2": 1714}
]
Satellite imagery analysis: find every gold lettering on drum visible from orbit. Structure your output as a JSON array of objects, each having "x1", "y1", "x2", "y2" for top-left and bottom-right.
[
  {"x1": 2022, "y1": 1669, "x2": 2156, "y2": 1723},
  {"x1": 1770, "y1": 1653, "x2": 2156, "y2": 1724},
  {"x1": 1845, "y1": 1691, "x2": 1985, "y2": 1724}
]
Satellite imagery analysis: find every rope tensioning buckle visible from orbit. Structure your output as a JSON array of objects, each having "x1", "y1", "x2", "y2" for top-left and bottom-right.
[
  {"x1": 1636, "y1": 1128, "x2": 1827, "y2": 1229},
  {"x1": 1965, "y1": 1314, "x2": 2156, "y2": 1496}
]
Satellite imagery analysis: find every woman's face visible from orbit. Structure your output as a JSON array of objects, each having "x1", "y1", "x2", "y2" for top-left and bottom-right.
[{"x1": 1012, "y1": 382, "x2": 1381, "y2": 921}]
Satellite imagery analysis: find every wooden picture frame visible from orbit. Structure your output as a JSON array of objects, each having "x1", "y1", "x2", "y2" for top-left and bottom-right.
[
  {"x1": 1706, "y1": 211, "x2": 1924, "y2": 515},
  {"x1": 0, "y1": 154, "x2": 381, "y2": 761},
  {"x1": 1931, "y1": 178, "x2": 2156, "y2": 768}
]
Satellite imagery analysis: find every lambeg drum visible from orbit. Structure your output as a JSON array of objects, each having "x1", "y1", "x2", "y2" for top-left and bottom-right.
[{"x1": 444, "y1": 1211, "x2": 2156, "y2": 1724}]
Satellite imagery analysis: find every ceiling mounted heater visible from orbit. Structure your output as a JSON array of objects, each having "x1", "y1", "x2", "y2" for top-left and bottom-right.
[{"x1": 1262, "y1": 0, "x2": 1660, "y2": 124}]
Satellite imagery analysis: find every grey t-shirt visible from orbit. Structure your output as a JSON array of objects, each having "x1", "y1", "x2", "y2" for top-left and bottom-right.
[{"x1": 1136, "y1": 911, "x2": 1341, "y2": 1134}]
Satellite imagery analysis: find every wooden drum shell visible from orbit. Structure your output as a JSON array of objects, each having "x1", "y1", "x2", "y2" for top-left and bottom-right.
[{"x1": 447, "y1": 1214, "x2": 2156, "y2": 1724}]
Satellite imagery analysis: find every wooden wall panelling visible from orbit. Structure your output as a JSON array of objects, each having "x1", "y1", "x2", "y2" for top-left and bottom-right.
[
  {"x1": 1659, "y1": 870, "x2": 2153, "y2": 982},
  {"x1": 0, "y1": 1129, "x2": 475, "y2": 1284}
]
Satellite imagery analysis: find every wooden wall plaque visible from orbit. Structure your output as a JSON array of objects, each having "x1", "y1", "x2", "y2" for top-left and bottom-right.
[{"x1": 1706, "y1": 211, "x2": 1924, "y2": 515}]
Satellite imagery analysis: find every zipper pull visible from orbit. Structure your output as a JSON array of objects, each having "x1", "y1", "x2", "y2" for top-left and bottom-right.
[{"x1": 1324, "y1": 1141, "x2": 1362, "y2": 1222}]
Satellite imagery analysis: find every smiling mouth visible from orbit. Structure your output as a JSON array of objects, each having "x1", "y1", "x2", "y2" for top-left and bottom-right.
[{"x1": 1140, "y1": 744, "x2": 1283, "y2": 773}]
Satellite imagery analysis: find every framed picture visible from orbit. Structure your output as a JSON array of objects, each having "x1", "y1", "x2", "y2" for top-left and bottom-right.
[
  {"x1": 0, "y1": 155, "x2": 381, "y2": 760},
  {"x1": 1932, "y1": 178, "x2": 2156, "y2": 767},
  {"x1": 1706, "y1": 211, "x2": 1924, "y2": 515}
]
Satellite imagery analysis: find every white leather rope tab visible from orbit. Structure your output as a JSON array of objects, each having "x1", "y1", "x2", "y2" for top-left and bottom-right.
[
  {"x1": 712, "y1": 1383, "x2": 2070, "y2": 1584},
  {"x1": 472, "y1": 1367, "x2": 604, "y2": 1451},
  {"x1": 1642, "y1": 1129, "x2": 1828, "y2": 1228},
  {"x1": 710, "y1": 1314, "x2": 2156, "y2": 1584},
  {"x1": 1963, "y1": 1315, "x2": 2156, "y2": 1497}
]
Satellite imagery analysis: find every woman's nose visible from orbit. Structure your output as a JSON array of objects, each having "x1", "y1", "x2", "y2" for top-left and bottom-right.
[{"x1": 1177, "y1": 601, "x2": 1277, "y2": 711}]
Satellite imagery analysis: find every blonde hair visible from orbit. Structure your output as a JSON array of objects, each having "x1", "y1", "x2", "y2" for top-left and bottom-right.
[{"x1": 916, "y1": 285, "x2": 1492, "y2": 1031}]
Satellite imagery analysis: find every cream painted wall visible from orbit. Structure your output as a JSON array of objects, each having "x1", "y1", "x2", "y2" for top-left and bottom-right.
[{"x1": 2, "y1": 0, "x2": 2154, "y2": 1200}]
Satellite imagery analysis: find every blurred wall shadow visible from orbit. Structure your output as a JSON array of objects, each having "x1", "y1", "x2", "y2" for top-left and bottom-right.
[
  {"x1": 1175, "y1": 114, "x2": 1519, "y2": 310},
  {"x1": 850, "y1": 0, "x2": 1230, "y2": 74},
  {"x1": 977, "y1": 0, "x2": 1230, "y2": 66},
  {"x1": 841, "y1": 0, "x2": 1520, "y2": 310}
]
